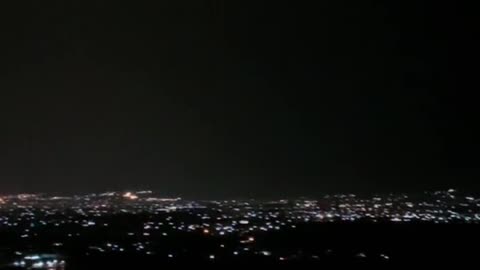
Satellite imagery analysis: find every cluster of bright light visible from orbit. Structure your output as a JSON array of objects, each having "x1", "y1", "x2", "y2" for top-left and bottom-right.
[
  {"x1": 13, "y1": 254, "x2": 65, "y2": 269},
  {"x1": 123, "y1": 192, "x2": 139, "y2": 200}
]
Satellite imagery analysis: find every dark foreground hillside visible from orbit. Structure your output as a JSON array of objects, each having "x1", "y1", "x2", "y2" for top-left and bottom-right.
[{"x1": 2, "y1": 222, "x2": 477, "y2": 268}]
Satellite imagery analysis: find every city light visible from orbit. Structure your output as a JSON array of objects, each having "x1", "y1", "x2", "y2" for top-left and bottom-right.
[{"x1": 0, "y1": 189, "x2": 478, "y2": 267}]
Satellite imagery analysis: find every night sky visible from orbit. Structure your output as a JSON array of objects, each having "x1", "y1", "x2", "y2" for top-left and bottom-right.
[{"x1": 0, "y1": 1, "x2": 477, "y2": 198}]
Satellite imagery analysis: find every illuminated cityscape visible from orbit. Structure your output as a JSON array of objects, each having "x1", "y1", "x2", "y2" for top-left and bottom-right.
[
  {"x1": 0, "y1": 0, "x2": 475, "y2": 268},
  {"x1": 0, "y1": 189, "x2": 478, "y2": 268}
]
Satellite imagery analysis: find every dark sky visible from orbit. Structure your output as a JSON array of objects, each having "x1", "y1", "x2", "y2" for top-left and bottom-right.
[{"x1": 0, "y1": 1, "x2": 477, "y2": 198}]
